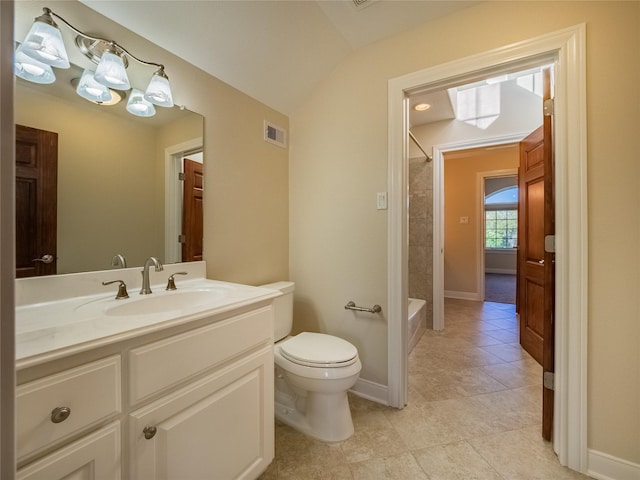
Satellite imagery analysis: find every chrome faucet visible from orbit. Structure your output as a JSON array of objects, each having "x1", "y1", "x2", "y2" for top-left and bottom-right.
[{"x1": 140, "y1": 256, "x2": 163, "y2": 295}]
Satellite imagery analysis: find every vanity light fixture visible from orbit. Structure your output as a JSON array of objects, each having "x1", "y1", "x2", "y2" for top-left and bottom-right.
[
  {"x1": 19, "y1": 8, "x2": 69, "y2": 68},
  {"x1": 14, "y1": 45, "x2": 56, "y2": 84},
  {"x1": 16, "y1": 6, "x2": 175, "y2": 116},
  {"x1": 126, "y1": 89, "x2": 156, "y2": 117},
  {"x1": 92, "y1": 45, "x2": 131, "y2": 91},
  {"x1": 71, "y1": 73, "x2": 125, "y2": 106},
  {"x1": 75, "y1": 69, "x2": 111, "y2": 103}
]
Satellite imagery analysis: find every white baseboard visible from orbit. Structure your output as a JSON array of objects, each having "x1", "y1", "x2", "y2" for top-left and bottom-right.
[
  {"x1": 485, "y1": 268, "x2": 517, "y2": 275},
  {"x1": 587, "y1": 449, "x2": 640, "y2": 480},
  {"x1": 444, "y1": 290, "x2": 481, "y2": 301},
  {"x1": 350, "y1": 378, "x2": 388, "y2": 406}
]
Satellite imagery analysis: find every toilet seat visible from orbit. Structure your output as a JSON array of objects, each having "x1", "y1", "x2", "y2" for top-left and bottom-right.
[{"x1": 279, "y1": 332, "x2": 358, "y2": 368}]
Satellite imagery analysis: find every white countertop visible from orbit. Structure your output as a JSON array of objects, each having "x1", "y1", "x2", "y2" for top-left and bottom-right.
[{"x1": 16, "y1": 271, "x2": 280, "y2": 369}]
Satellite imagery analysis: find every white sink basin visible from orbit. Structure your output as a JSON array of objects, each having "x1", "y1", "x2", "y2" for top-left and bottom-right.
[
  {"x1": 75, "y1": 287, "x2": 226, "y2": 318},
  {"x1": 104, "y1": 290, "x2": 223, "y2": 316}
]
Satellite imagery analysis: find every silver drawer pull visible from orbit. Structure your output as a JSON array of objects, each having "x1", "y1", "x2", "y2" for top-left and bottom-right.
[
  {"x1": 50, "y1": 406, "x2": 71, "y2": 423},
  {"x1": 143, "y1": 426, "x2": 157, "y2": 440}
]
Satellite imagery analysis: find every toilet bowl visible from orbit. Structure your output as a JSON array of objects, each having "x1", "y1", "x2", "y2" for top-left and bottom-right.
[{"x1": 261, "y1": 282, "x2": 362, "y2": 442}]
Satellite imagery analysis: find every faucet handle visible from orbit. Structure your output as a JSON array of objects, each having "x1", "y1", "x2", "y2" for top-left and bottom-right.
[
  {"x1": 111, "y1": 254, "x2": 127, "y2": 268},
  {"x1": 102, "y1": 280, "x2": 129, "y2": 300},
  {"x1": 166, "y1": 272, "x2": 188, "y2": 291}
]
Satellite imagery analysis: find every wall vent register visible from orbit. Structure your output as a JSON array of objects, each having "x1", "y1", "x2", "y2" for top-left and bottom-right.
[{"x1": 264, "y1": 120, "x2": 287, "y2": 148}]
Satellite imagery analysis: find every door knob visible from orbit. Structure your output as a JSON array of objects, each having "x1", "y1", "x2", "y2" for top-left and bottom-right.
[
  {"x1": 538, "y1": 259, "x2": 545, "y2": 264},
  {"x1": 32, "y1": 254, "x2": 54, "y2": 264}
]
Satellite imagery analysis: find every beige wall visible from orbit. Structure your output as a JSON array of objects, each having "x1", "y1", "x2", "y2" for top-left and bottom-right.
[
  {"x1": 128, "y1": 18, "x2": 290, "y2": 286},
  {"x1": 290, "y1": 1, "x2": 639, "y2": 465},
  {"x1": 444, "y1": 146, "x2": 518, "y2": 296}
]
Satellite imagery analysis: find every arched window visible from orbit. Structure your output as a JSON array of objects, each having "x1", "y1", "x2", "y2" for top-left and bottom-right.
[{"x1": 485, "y1": 186, "x2": 518, "y2": 249}]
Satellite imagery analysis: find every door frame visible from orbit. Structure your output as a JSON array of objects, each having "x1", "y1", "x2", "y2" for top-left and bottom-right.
[
  {"x1": 164, "y1": 137, "x2": 203, "y2": 264},
  {"x1": 387, "y1": 24, "x2": 587, "y2": 472},
  {"x1": 476, "y1": 167, "x2": 519, "y2": 304},
  {"x1": 432, "y1": 137, "x2": 525, "y2": 331}
]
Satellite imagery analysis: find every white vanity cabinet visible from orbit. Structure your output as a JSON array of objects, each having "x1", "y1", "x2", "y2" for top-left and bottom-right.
[
  {"x1": 16, "y1": 295, "x2": 276, "y2": 480},
  {"x1": 130, "y1": 347, "x2": 273, "y2": 479},
  {"x1": 128, "y1": 306, "x2": 274, "y2": 480}
]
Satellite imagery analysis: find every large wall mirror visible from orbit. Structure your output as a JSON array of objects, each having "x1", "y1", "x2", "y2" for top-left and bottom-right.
[{"x1": 15, "y1": 2, "x2": 204, "y2": 277}]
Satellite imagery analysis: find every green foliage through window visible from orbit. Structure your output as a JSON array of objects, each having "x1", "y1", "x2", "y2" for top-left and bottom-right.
[{"x1": 485, "y1": 210, "x2": 517, "y2": 248}]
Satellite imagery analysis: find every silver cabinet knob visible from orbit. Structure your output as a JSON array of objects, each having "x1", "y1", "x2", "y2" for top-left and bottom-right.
[
  {"x1": 32, "y1": 254, "x2": 55, "y2": 264},
  {"x1": 51, "y1": 406, "x2": 71, "y2": 423},
  {"x1": 143, "y1": 426, "x2": 157, "y2": 440}
]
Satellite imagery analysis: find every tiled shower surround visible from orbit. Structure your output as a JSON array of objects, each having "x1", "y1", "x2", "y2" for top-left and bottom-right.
[{"x1": 409, "y1": 157, "x2": 433, "y2": 328}]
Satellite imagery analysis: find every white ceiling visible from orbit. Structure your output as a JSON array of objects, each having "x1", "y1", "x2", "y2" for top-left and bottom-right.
[{"x1": 78, "y1": 0, "x2": 478, "y2": 117}]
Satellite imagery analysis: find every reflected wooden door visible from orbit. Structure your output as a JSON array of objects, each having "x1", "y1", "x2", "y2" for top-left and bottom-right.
[
  {"x1": 182, "y1": 158, "x2": 203, "y2": 262},
  {"x1": 15, "y1": 124, "x2": 57, "y2": 278}
]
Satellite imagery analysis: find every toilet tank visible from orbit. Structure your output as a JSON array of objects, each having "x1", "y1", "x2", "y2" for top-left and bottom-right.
[{"x1": 260, "y1": 281, "x2": 295, "y2": 342}]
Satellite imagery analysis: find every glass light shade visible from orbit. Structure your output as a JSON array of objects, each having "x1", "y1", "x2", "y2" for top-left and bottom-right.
[
  {"x1": 76, "y1": 69, "x2": 111, "y2": 103},
  {"x1": 144, "y1": 70, "x2": 174, "y2": 107},
  {"x1": 94, "y1": 51, "x2": 130, "y2": 90},
  {"x1": 20, "y1": 19, "x2": 70, "y2": 69},
  {"x1": 14, "y1": 47, "x2": 56, "y2": 84},
  {"x1": 126, "y1": 89, "x2": 156, "y2": 117}
]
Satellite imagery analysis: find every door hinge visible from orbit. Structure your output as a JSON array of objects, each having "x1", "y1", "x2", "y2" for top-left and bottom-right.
[
  {"x1": 178, "y1": 172, "x2": 185, "y2": 181},
  {"x1": 544, "y1": 234, "x2": 555, "y2": 253},
  {"x1": 178, "y1": 234, "x2": 185, "y2": 243},
  {"x1": 543, "y1": 371, "x2": 555, "y2": 390},
  {"x1": 543, "y1": 98, "x2": 554, "y2": 116}
]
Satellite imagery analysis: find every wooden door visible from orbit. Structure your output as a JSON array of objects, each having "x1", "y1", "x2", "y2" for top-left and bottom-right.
[
  {"x1": 181, "y1": 158, "x2": 203, "y2": 262},
  {"x1": 518, "y1": 126, "x2": 545, "y2": 364},
  {"x1": 540, "y1": 68, "x2": 555, "y2": 442},
  {"x1": 15, "y1": 124, "x2": 57, "y2": 278},
  {"x1": 518, "y1": 67, "x2": 555, "y2": 440}
]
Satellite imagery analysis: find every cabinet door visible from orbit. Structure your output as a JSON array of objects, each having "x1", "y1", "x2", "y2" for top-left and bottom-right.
[
  {"x1": 130, "y1": 347, "x2": 273, "y2": 480},
  {"x1": 17, "y1": 422, "x2": 120, "y2": 480}
]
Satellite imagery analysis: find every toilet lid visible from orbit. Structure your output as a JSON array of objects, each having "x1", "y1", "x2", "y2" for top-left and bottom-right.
[{"x1": 279, "y1": 332, "x2": 358, "y2": 367}]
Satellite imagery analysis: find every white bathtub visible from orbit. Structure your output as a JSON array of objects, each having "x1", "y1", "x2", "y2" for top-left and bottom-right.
[{"x1": 408, "y1": 298, "x2": 427, "y2": 352}]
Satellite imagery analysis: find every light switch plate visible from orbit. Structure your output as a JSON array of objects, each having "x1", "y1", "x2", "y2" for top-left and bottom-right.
[{"x1": 377, "y1": 192, "x2": 388, "y2": 210}]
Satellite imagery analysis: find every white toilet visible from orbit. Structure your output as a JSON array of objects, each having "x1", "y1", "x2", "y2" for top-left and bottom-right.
[{"x1": 261, "y1": 281, "x2": 362, "y2": 442}]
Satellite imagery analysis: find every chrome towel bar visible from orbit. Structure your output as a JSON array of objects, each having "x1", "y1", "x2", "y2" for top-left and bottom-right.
[{"x1": 345, "y1": 301, "x2": 382, "y2": 314}]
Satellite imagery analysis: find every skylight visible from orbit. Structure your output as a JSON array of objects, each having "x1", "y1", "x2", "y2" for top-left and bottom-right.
[{"x1": 448, "y1": 65, "x2": 550, "y2": 129}]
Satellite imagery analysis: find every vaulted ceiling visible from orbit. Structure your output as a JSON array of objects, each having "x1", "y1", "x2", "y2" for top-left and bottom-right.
[{"x1": 79, "y1": 0, "x2": 478, "y2": 117}]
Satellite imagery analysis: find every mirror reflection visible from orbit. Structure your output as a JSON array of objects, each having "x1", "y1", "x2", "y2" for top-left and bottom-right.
[{"x1": 15, "y1": 65, "x2": 204, "y2": 277}]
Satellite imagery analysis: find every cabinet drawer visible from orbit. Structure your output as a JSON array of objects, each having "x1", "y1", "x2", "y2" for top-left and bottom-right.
[
  {"x1": 17, "y1": 356, "x2": 121, "y2": 461},
  {"x1": 129, "y1": 306, "x2": 272, "y2": 404},
  {"x1": 17, "y1": 422, "x2": 121, "y2": 480}
]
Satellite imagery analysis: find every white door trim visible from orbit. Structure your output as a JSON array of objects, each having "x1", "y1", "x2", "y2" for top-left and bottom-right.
[
  {"x1": 164, "y1": 137, "x2": 203, "y2": 264},
  {"x1": 476, "y1": 167, "x2": 519, "y2": 305},
  {"x1": 387, "y1": 24, "x2": 587, "y2": 472},
  {"x1": 433, "y1": 137, "x2": 526, "y2": 331}
]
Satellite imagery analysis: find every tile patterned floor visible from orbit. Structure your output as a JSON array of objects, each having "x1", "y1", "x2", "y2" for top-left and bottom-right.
[{"x1": 259, "y1": 299, "x2": 592, "y2": 479}]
